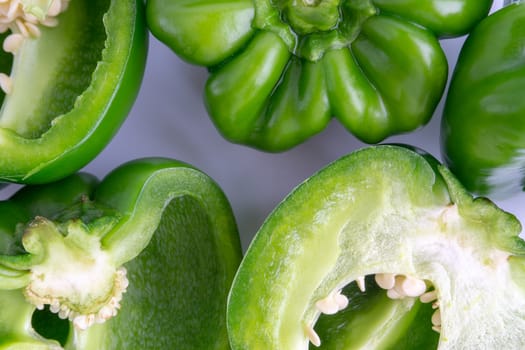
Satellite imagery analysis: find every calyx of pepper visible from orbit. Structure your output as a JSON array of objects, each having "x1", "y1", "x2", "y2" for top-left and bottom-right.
[
  {"x1": 273, "y1": 0, "x2": 341, "y2": 34},
  {"x1": 20, "y1": 215, "x2": 127, "y2": 331},
  {"x1": 259, "y1": 0, "x2": 376, "y2": 60}
]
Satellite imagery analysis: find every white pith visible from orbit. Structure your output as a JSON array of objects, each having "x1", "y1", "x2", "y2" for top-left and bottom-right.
[
  {"x1": 303, "y1": 203, "x2": 525, "y2": 348},
  {"x1": 22, "y1": 219, "x2": 129, "y2": 331},
  {"x1": 25, "y1": 264, "x2": 128, "y2": 330}
]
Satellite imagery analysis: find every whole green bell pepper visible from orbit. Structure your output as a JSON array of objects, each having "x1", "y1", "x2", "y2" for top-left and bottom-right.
[
  {"x1": 441, "y1": 1, "x2": 525, "y2": 198},
  {"x1": 0, "y1": 0, "x2": 147, "y2": 184},
  {"x1": 227, "y1": 145, "x2": 525, "y2": 348},
  {"x1": 146, "y1": 0, "x2": 492, "y2": 152},
  {"x1": 0, "y1": 158, "x2": 242, "y2": 349}
]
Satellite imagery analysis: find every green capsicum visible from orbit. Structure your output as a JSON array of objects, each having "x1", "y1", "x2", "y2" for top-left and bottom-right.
[
  {"x1": 146, "y1": 0, "x2": 492, "y2": 152},
  {"x1": 0, "y1": 0, "x2": 147, "y2": 184},
  {"x1": 0, "y1": 157, "x2": 242, "y2": 349},
  {"x1": 227, "y1": 145, "x2": 525, "y2": 348},
  {"x1": 441, "y1": 1, "x2": 525, "y2": 198}
]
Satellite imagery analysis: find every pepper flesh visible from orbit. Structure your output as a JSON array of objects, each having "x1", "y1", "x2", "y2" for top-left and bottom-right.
[
  {"x1": 441, "y1": 2, "x2": 525, "y2": 198},
  {"x1": 146, "y1": 0, "x2": 492, "y2": 151},
  {"x1": 0, "y1": 0, "x2": 147, "y2": 184},
  {"x1": 227, "y1": 145, "x2": 525, "y2": 349},
  {"x1": 0, "y1": 158, "x2": 242, "y2": 349}
]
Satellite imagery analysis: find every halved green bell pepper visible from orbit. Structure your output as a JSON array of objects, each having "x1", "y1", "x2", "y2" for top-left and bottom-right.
[
  {"x1": 146, "y1": 0, "x2": 492, "y2": 151},
  {"x1": 0, "y1": 158, "x2": 242, "y2": 349},
  {"x1": 0, "y1": 0, "x2": 147, "y2": 184},
  {"x1": 227, "y1": 145, "x2": 525, "y2": 348},
  {"x1": 441, "y1": 1, "x2": 525, "y2": 198}
]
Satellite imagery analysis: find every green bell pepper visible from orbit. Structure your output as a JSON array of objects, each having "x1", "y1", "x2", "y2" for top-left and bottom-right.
[
  {"x1": 146, "y1": 0, "x2": 492, "y2": 152},
  {"x1": 441, "y1": 1, "x2": 525, "y2": 198},
  {"x1": 0, "y1": 158, "x2": 242, "y2": 349},
  {"x1": 0, "y1": 0, "x2": 147, "y2": 184},
  {"x1": 227, "y1": 145, "x2": 525, "y2": 348}
]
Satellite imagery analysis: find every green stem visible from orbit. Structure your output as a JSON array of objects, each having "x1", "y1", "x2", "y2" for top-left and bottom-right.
[{"x1": 254, "y1": 0, "x2": 376, "y2": 61}]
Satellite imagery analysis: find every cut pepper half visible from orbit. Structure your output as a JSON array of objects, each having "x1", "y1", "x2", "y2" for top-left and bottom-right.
[
  {"x1": 0, "y1": 0, "x2": 147, "y2": 184},
  {"x1": 0, "y1": 158, "x2": 242, "y2": 349},
  {"x1": 227, "y1": 145, "x2": 525, "y2": 349}
]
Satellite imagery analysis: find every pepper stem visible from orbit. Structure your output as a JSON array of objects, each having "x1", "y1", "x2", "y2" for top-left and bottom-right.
[
  {"x1": 256, "y1": 0, "x2": 376, "y2": 60},
  {"x1": 278, "y1": 0, "x2": 341, "y2": 34},
  {"x1": 19, "y1": 216, "x2": 127, "y2": 330}
]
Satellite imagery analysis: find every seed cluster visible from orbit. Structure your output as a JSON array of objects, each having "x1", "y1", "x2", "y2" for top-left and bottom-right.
[
  {"x1": 315, "y1": 289, "x2": 349, "y2": 315},
  {"x1": 420, "y1": 289, "x2": 441, "y2": 333},
  {"x1": 374, "y1": 273, "x2": 441, "y2": 333},
  {"x1": 307, "y1": 273, "x2": 442, "y2": 347},
  {"x1": 0, "y1": 0, "x2": 70, "y2": 93},
  {"x1": 307, "y1": 276, "x2": 367, "y2": 347},
  {"x1": 375, "y1": 273, "x2": 427, "y2": 298},
  {"x1": 25, "y1": 267, "x2": 129, "y2": 331}
]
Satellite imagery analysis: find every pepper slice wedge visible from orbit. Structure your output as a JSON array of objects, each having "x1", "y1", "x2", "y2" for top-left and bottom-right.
[
  {"x1": 0, "y1": 158, "x2": 242, "y2": 349},
  {"x1": 227, "y1": 145, "x2": 525, "y2": 349},
  {"x1": 0, "y1": 0, "x2": 147, "y2": 184}
]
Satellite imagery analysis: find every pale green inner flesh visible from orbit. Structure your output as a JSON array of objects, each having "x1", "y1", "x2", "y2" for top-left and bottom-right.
[
  {"x1": 0, "y1": 0, "x2": 107, "y2": 138},
  {"x1": 295, "y1": 201, "x2": 525, "y2": 349},
  {"x1": 263, "y1": 180, "x2": 525, "y2": 348},
  {"x1": 227, "y1": 149, "x2": 525, "y2": 348}
]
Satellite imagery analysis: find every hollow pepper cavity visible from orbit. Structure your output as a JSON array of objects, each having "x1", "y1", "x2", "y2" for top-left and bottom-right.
[
  {"x1": 0, "y1": 158, "x2": 242, "y2": 349},
  {"x1": 227, "y1": 145, "x2": 525, "y2": 349},
  {"x1": 0, "y1": 0, "x2": 147, "y2": 184},
  {"x1": 146, "y1": 0, "x2": 492, "y2": 151}
]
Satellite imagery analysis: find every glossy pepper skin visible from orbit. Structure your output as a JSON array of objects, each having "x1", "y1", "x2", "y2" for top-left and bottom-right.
[
  {"x1": 0, "y1": 158, "x2": 242, "y2": 349},
  {"x1": 146, "y1": 0, "x2": 492, "y2": 152},
  {"x1": 0, "y1": 0, "x2": 147, "y2": 184},
  {"x1": 441, "y1": 2, "x2": 525, "y2": 198},
  {"x1": 227, "y1": 145, "x2": 525, "y2": 349}
]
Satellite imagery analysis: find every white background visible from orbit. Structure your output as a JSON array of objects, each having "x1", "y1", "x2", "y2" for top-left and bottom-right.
[{"x1": 2, "y1": 0, "x2": 522, "y2": 250}]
